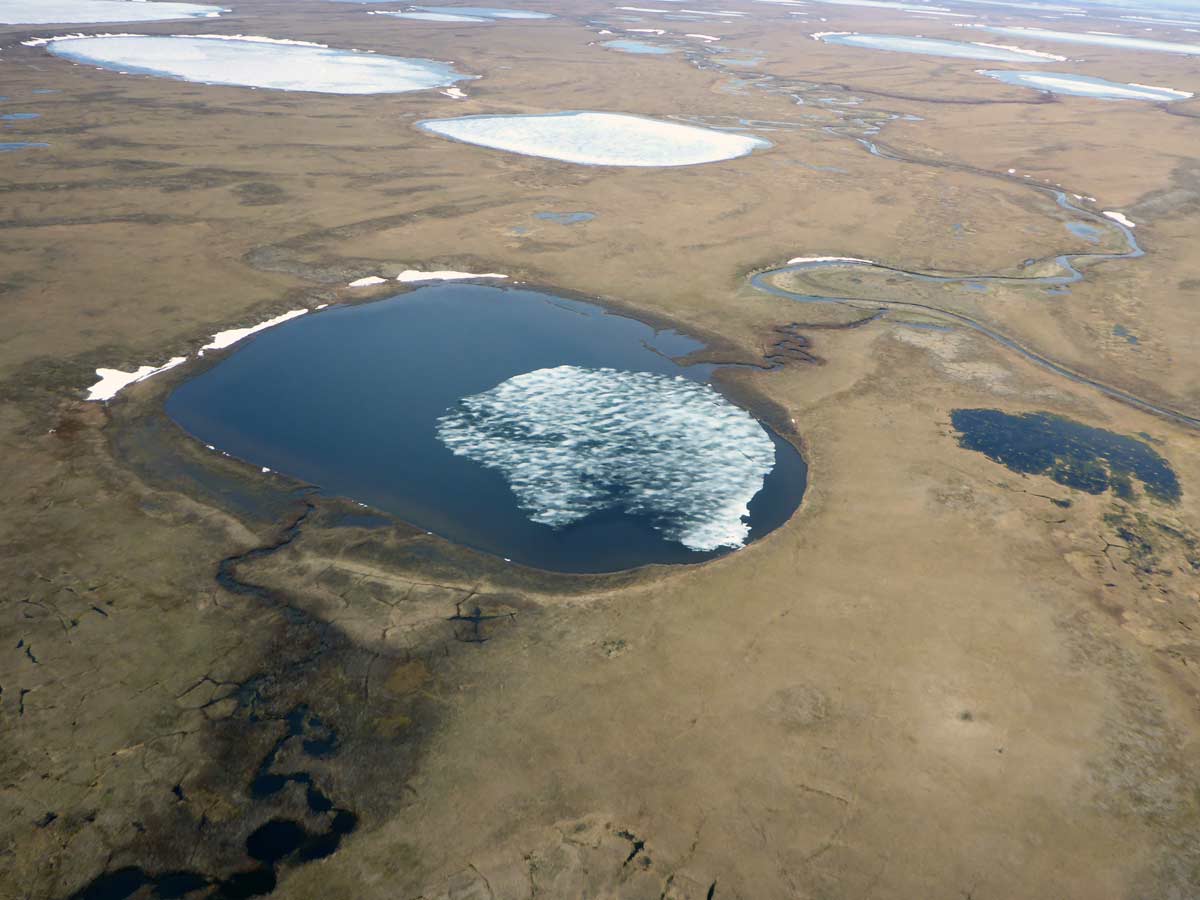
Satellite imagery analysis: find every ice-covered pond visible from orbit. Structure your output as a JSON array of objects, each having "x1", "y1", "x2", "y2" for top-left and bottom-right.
[
  {"x1": 417, "y1": 111, "x2": 770, "y2": 166},
  {"x1": 979, "y1": 69, "x2": 1193, "y2": 100},
  {"x1": 39, "y1": 35, "x2": 473, "y2": 95},
  {"x1": 0, "y1": 0, "x2": 224, "y2": 24},
  {"x1": 815, "y1": 31, "x2": 1066, "y2": 61},
  {"x1": 976, "y1": 25, "x2": 1200, "y2": 56}
]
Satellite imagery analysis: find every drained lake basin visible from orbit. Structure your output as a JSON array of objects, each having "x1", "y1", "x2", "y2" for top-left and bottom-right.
[{"x1": 166, "y1": 284, "x2": 807, "y2": 572}]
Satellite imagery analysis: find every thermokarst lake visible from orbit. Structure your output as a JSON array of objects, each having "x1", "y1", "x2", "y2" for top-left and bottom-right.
[
  {"x1": 416, "y1": 111, "x2": 770, "y2": 165},
  {"x1": 37, "y1": 35, "x2": 472, "y2": 95},
  {"x1": 0, "y1": 0, "x2": 225, "y2": 24},
  {"x1": 165, "y1": 284, "x2": 807, "y2": 572}
]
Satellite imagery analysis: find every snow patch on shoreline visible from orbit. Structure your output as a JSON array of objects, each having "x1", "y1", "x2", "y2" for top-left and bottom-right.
[
  {"x1": 786, "y1": 254, "x2": 873, "y2": 265},
  {"x1": 348, "y1": 275, "x2": 388, "y2": 287},
  {"x1": 86, "y1": 357, "x2": 186, "y2": 401},
  {"x1": 202, "y1": 309, "x2": 309, "y2": 351},
  {"x1": 396, "y1": 269, "x2": 507, "y2": 282},
  {"x1": 1103, "y1": 210, "x2": 1135, "y2": 228}
]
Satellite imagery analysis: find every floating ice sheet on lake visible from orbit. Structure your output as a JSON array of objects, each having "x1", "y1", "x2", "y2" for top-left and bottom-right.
[
  {"x1": 396, "y1": 269, "x2": 507, "y2": 282},
  {"x1": 0, "y1": 0, "x2": 224, "y2": 24},
  {"x1": 979, "y1": 69, "x2": 1192, "y2": 100},
  {"x1": 41, "y1": 34, "x2": 473, "y2": 94},
  {"x1": 815, "y1": 31, "x2": 1066, "y2": 60},
  {"x1": 436, "y1": 366, "x2": 776, "y2": 551},
  {"x1": 417, "y1": 111, "x2": 770, "y2": 166},
  {"x1": 973, "y1": 25, "x2": 1200, "y2": 55}
]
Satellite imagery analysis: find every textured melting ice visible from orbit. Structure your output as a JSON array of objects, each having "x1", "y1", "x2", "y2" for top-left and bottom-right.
[
  {"x1": 417, "y1": 111, "x2": 769, "y2": 166},
  {"x1": 0, "y1": 0, "x2": 224, "y2": 24},
  {"x1": 436, "y1": 366, "x2": 777, "y2": 552},
  {"x1": 979, "y1": 69, "x2": 1192, "y2": 100},
  {"x1": 43, "y1": 35, "x2": 471, "y2": 94}
]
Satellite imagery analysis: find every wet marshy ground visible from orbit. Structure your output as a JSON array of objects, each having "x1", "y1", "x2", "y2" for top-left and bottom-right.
[{"x1": 950, "y1": 408, "x2": 1181, "y2": 503}]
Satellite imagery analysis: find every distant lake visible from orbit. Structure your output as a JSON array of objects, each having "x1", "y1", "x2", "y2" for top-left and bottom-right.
[
  {"x1": 167, "y1": 284, "x2": 807, "y2": 572},
  {"x1": 816, "y1": 32, "x2": 1064, "y2": 61},
  {"x1": 979, "y1": 69, "x2": 1192, "y2": 101}
]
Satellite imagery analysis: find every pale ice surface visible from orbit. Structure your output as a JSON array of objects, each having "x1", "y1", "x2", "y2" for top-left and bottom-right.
[
  {"x1": 816, "y1": 31, "x2": 1067, "y2": 60},
  {"x1": 348, "y1": 275, "x2": 388, "y2": 287},
  {"x1": 370, "y1": 10, "x2": 490, "y2": 20},
  {"x1": 975, "y1": 25, "x2": 1200, "y2": 55},
  {"x1": 395, "y1": 269, "x2": 507, "y2": 282},
  {"x1": 0, "y1": 0, "x2": 224, "y2": 24},
  {"x1": 411, "y1": 5, "x2": 554, "y2": 17},
  {"x1": 87, "y1": 357, "x2": 186, "y2": 401},
  {"x1": 979, "y1": 69, "x2": 1192, "y2": 100},
  {"x1": 436, "y1": 366, "x2": 776, "y2": 551},
  {"x1": 1103, "y1": 210, "x2": 1136, "y2": 228},
  {"x1": 43, "y1": 34, "x2": 472, "y2": 94},
  {"x1": 417, "y1": 111, "x2": 770, "y2": 166},
  {"x1": 202, "y1": 309, "x2": 308, "y2": 351}
]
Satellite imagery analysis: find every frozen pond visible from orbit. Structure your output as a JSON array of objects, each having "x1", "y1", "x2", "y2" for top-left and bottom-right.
[
  {"x1": 603, "y1": 38, "x2": 677, "y2": 53},
  {"x1": 815, "y1": 32, "x2": 1066, "y2": 61},
  {"x1": 411, "y1": 5, "x2": 554, "y2": 17},
  {"x1": 0, "y1": 0, "x2": 224, "y2": 24},
  {"x1": 977, "y1": 26, "x2": 1200, "y2": 56},
  {"x1": 40, "y1": 35, "x2": 472, "y2": 95},
  {"x1": 417, "y1": 111, "x2": 770, "y2": 166},
  {"x1": 979, "y1": 69, "x2": 1193, "y2": 100},
  {"x1": 372, "y1": 10, "x2": 492, "y2": 20},
  {"x1": 369, "y1": 5, "x2": 554, "y2": 20},
  {"x1": 166, "y1": 284, "x2": 807, "y2": 572}
]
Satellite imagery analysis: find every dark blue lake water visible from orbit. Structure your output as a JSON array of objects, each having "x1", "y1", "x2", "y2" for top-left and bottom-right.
[{"x1": 167, "y1": 284, "x2": 807, "y2": 572}]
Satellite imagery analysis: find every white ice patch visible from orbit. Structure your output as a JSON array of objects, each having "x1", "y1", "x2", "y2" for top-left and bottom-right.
[
  {"x1": 0, "y1": 0, "x2": 224, "y2": 25},
  {"x1": 417, "y1": 111, "x2": 770, "y2": 167},
  {"x1": 202, "y1": 309, "x2": 308, "y2": 351},
  {"x1": 396, "y1": 269, "x2": 507, "y2": 282},
  {"x1": 436, "y1": 366, "x2": 776, "y2": 551},
  {"x1": 686, "y1": 32, "x2": 720, "y2": 40},
  {"x1": 41, "y1": 34, "x2": 473, "y2": 94},
  {"x1": 1103, "y1": 210, "x2": 1135, "y2": 228},
  {"x1": 86, "y1": 356, "x2": 186, "y2": 401},
  {"x1": 348, "y1": 275, "x2": 388, "y2": 287}
]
